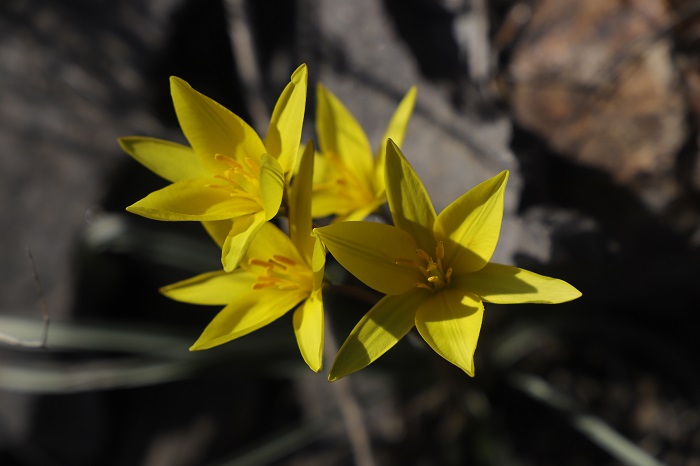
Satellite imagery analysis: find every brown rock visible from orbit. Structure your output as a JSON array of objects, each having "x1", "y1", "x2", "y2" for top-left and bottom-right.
[{"x1": 507, "y1": 0, "x2": 687, "y2": 183}]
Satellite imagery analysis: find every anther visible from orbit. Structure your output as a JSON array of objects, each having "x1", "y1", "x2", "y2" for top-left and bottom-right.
[
  {"x1": 435, "y1": 241, "x2": 445, "y2": 259},
  {"x1": 253, "y1": 282, "x2": 276, "y2": 290},
  {"x1": 244, "y1": 157, "x2": 259, "y2": 172},
  {"x1": 416, "y1": 249, "x2": 431, "y2": 262},
  {"x1": 249, "y1": 259, "x2": 272, "y2": 268},
  {"x1": 273, "y1": 255, "x2": 297, "y2": 266}
]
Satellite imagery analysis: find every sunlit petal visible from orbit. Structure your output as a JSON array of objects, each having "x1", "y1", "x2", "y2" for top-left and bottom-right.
[
  {"x1": 454, "y1": 263, "x2": 582, "y2": 304},
  {"x1": 329, "y1": 289, "x2": 431, "y2": 381},
  {"x1": 170, "y1": 76, "x2": 266, "y2": 174},
  {"x1": 333, "y1": 200, "x2": 384, "y2": 223},
  {"x1": 243, "y1": 221, "x2": 304, "y2": 266},
  {"x1": 126, "y1": 178, "x2": 260, "y2": 221},
  {"x1": 118, "y1": 137, "x2": 209, "y2": 182},
  {"x1": 190, "y1": 288, "x2": 307, "y2": 350},
  {"x1": 316, "y1": 84, "x2": 374, "y2": 187},
  {"x1": 374, "y1": 87, "x2": 417, "y2": 194},
  {"x1": 221, "y1": 211, "x2": 266, "y2": 272},
  {"x1": 160, "y1": 270, "x2": 256, "y2": 305},
  {"x1": 310, "y1": 189, "x2": 359, "y2": 218},
  {"x1": 415, "y1": 290, "x2": 484, "y2": 376},
  {"x1": 259, "y1": 154, "x2": 284, "y2": 220},
  {"x1": 289, "y1": 141, "x2": 315, "y2": 260},
  {"x1": 434, "y1": 171, "x2": 509, "y2": 274},
  {"x1": 293, "y1": 290, "x2": 324, "y2": 372},
  {"x1": 265, "y1": 64, "x2": 308, "y2": 182},
  {"x1": 385, "y1": 140, "x2": 437, "y2": 252},
  {"x1": 314, "y1": 222, "x2": 422, "y2": 295}
]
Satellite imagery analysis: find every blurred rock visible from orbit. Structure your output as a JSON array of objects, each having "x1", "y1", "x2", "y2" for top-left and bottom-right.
[
  {"x1": 506, "y1": 0, "x2": 687, "y2": 184},
  {"x1": 0, "y1": 0, "x2": 183, "y2": 318}
]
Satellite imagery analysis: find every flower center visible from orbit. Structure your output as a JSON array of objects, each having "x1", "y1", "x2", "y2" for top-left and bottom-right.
[
  {"x1": 247, "y1": 254, "x2": 312, "y2": 292},
  {"x1": 207, "y1": 154, "x2": 262, "y2": 203},
  {"x1": 395, "y1": 241, "x2": 453, "y2": 292},
  {"x1": 313, "y1": 153, "x2": 375, "y2": 207}
]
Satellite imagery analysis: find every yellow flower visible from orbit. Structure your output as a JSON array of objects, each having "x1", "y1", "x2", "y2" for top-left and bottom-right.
[
  {"x1": 120, "y1": 64, "x2": 308, "y2": 271},
  {"x1": 161, "y1": 142, "x2": 326, "y2": 371},
  {"x1": 314, "y1": 141, "x2": 581, "y2": 381},
  {"x1": 311, "y1": 84, "x2": 416, "y2": 222}
]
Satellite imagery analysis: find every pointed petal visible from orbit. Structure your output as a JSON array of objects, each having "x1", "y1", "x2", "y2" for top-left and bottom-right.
[
  {"x1": 244, "y1": 221, "x2": 304, "y2": 266},
  {"x1": 259, "y1": 154, "x2": 284, "y2": 220},
  {"x1": 265, "y1": 64, "x2": 308, "y2": 181},
  {"x1": 316, "y1": 84, "x2": 374, "y2": 187},
  {"x1": 221, "y1": 211, "x2": 266, "y2": 271},
  {"x1": 415, "y1": 290, "x2": 484, "y2": 377},
  {"x1": 126, "y1": 178, "x2": 260, "y2": 221},
  {"x1": 333, "y1": 199, "x2": 384, "y2": 223},
  {"x1": 289, "y1": 141, "x2": 315, "y2": 260},
  {"x1": 434, "y1": 171, "x2": 509, "y2": 274},
  {"x1": 160, "y1": 270, "x2": 256, "y2": 305},
  {"x1": 454, "y1": 263, "x2": 582, "y2": 304},
  {"x1": 170, "y1": 76, "x2": 266, "y2": 174},
  {"x1": 310, "y1": 234, "x2": 326, "y2": 290},
  {"x1": 374, "y1": 87, "x2": 417, "y2": 194},
  {"x1": 385, "y1": 140, "x2": 437, "y2": 252},
  {"x1": 314, "y1": 222, "x2": 422, "y2": 295},
  {"x1": 329, "y1": 290, "x2": 430, "y2": 381},
  {"x1": 202, "y1": 220, "x2": 233, "y2": 249},
  {"x1": 119, "y1": 137, "x2": 209, "y2": 182},
  {"x1": 310, "y1": 188, "x2": 359, "y2": 218},
  {"x1": 190, "y1": 288, "x2": 307, "y2": 350},
  {"x1": 293, "y1": 289, "x2": 324, "y2": 372}
]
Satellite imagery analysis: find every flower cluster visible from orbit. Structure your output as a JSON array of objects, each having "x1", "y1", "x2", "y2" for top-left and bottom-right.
[{"x1": 120, "y1": 64, "x2": 581, "y2": 379}]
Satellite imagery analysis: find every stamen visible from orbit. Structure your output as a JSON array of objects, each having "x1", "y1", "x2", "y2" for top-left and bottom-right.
[
  {"x1": 253, "y1": 282, "x2": 276, "y2": 290},
  {"x1": 244, "y1": 157, "x2": 259, "y2": 172},
  {"x1": 268, "y1": 259, "x2": 287, "y2": 270},
  {"x1": 416, "y1": 249, "x2": 431, "y2": 262},
  {"x1": 435, "y1": 241, "x2": 445, "y2": 259},
  {"x1": 445, "y1": 268, "x2": 453, "y2": 284},
  {"x1": 249, "y1": 259, "x2": 272, "y2": 268},
  {"x1": 415, "y1": 282, "x2": 432, "y2": 290},
  {"x1": 215, "y1": 154, "x2": 243, "y2": 169},
  {"x1": 273, "y1": 255, "x2": 297, "y2": 266}
]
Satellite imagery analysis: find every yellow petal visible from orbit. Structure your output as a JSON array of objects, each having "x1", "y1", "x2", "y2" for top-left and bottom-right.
[
  {"x1": 374, "y1": 87, "x2": 417, "y2": 194},
  {"x1": 434, "y1": 171, "x2": 509, "y2": 274},
  {"x1": 316, "y1": 84, "x2": 374, "y2": 187},
  {"x1": 221, "y1": 211, "x2": 266, "y2": 271},
  {"x1": 170, "y1": 76, "x2": 266, "y2": 174},
  {"x1": 293, "y1": 289, "x2": 324, "y2": 372},
  {"x1": 385, "y1": 140, "x2": 437, "y2": 252},
  {"x1": 126, "y1": 178, "x2": 260, "y2": 221},
  {"x1": 333, "y1": 199, "x2": 385, "y2": 223},
  {"x1": 311, "y1": 235, "x2": 326, "y2": 291},
  {"x1": 244, "y1": 221, "x2": 304, "y2": 267},
  {"x1": 329, "y1": 289, "x2": 430, "y2": 381},
  {"x1": 265, "y1": 64, "x2": 308, "y2": 182},
  {"x1": 310, "y1": 188, "x2": 360, "y2": 218},
  {"x1": 314, "y1": 222, "x2": 422, "y2": 295},
  {"x1": 160, "y1": 270, "x2": 256, "y2": 305},
  {"x1": 190, "y1": 288, "x2": 307, "y2": 350},
  {"x1": 118, "y1": 137, "x2": 209, "y2": 182},
  {"x1": 259, "y1": 154, "x2": 284, "y2": 220},
  {"x1": 289, "y1": 141, "x2": 315, "y2": 260},
  {"x1": 415, "y1": 289, "x2": 484, "y2": 377},
  {"x1": 454, "y1": 263, "x2": 582, "y2": 304},
  {"x1": 202, "y1": 220, "x2": 233, "y2": 249}
]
